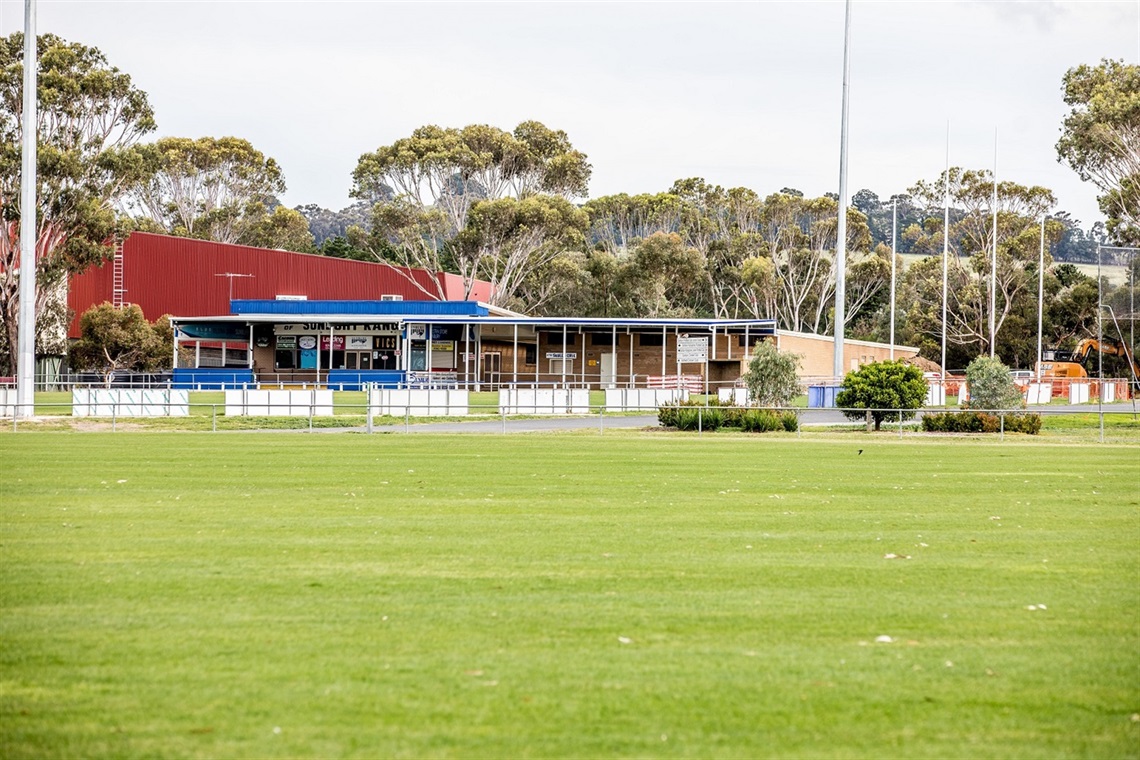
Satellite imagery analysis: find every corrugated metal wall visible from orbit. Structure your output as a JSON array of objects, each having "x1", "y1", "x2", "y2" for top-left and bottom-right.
[{"x1": 67, "y1": 233, "x2": 495, "y2": 337}]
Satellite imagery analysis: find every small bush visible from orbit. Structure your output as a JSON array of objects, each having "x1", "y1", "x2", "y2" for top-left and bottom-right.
[
  {"x1": 921, "y1": 411, "x2": 1040, "y2": 435},
  {"x1": 657, "y1": 401, "x2": 797, "y2": 434},
  {"x1": 739, "y1": 409, "x2": 781, "y2": 432},
  {"x1": 965, "y1": 356, "x2": 1024, "y2": 410}
]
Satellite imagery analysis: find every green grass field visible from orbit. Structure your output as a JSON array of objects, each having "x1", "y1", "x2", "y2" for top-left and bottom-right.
[{"x1": 1, "y1": 433, "x2": 1138, "y2": 758}]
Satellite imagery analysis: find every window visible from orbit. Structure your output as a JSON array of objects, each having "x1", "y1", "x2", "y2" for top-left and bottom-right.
[
  {"x1": 544, "y1": 332, "x2": 577, "y2": 346},
  {"x1": 589, "y1": 333, "x2": 615, "y2": 347},
  {"x1": 525, "y1": 344, "x2": 537, "y2": 365},
  {"x1": 638, "y1": 333, "x2": 664, "y2": 347}
]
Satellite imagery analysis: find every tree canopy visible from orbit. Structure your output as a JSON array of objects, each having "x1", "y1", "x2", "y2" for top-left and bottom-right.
[
  {"x1": 1057, "y1": 59, "x2": 1140, "y2": 246},
  {"x1": 121, "y1": 135, "x2": 312, "y2": 251},
  {"x1": 0, "y1": 32, "x2": 155, "y2": 374}
]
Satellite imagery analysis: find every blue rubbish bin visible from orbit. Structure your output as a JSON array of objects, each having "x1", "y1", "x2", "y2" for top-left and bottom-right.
[{"x1": 808, "y1": 385, "x2": 842, "y2": 408}]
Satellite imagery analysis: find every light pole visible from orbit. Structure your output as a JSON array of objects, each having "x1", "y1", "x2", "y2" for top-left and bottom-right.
[
  {"x1": 990, "y1": 128, "x2": 998, "y2": 358},
  {"x1": 1036, "y1": 216, "x2": 1046, "y2": 381},
  {"x1": 833, "y1": 0, "x2": 852, "y2": 380},
  {"x1": 889, "y1": 196, "x2": 897, "y2": 360},
  {"x1": 940, "y1": 124, "x2": 950, "y2": 397},
  {"x1": 15, "y1": 0, "x2": 37, "y2": 418}
]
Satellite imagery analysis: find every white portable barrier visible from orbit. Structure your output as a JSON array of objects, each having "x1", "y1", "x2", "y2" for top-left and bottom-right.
[
  {"x1": 224, "y1": 389, "x2": 333, "y2": 416},
  {"x1": 1068, "y1": 382, "x2": 1090, "y2": 404},
  {"x1": 1025, "y1": 383, "x2": 1052, "y2": 405},
  {"x1": 925, "y1": 383, "x2": 946, "y2": 407},
  {"x1": 716, "y1": 388, "x2": 750, "y2": 406},
  {"x1": 605, "y1": 388, "x2": 689, "y2": 411},
  {"x1": 0, "y1": 386, "x2": 17, "y2": 417},
  {"x1": 1100, "y1": 382, "x2": 1115, "y2": 404},
  {"x1": 72, "y1": 388, "x2": 189, "y2": 417},
  {"x1": 369, "y1": 388, "x2": 468, "y2": 417},
  {"x1": 499, "y1": 388, "x2": 590, "y2": 415},
  {"x1": 958, "y1": 383, "x2": 969, "y2": 406}
]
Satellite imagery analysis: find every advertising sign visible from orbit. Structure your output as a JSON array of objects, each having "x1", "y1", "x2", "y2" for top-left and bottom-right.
[
  {"x1": 408, "y1": 324, "x2": 427, "y2": 340},
  {"x1": 297, "y1": 336, "x2": 317, "y2": 350},
  {"x1": 346, "y1": 335, "x2": 371, "y2": 350},
  {"x1": 319, "y1": 335, "x2": 346, "y2": 351},
  {"x1": 545, "y1": 352, "x2": 578, "y2": 360}
]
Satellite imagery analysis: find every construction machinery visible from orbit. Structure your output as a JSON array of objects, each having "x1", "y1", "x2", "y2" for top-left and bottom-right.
[{"x1": 1037, "y1": 338, "x2": 1140, "y2": 380}]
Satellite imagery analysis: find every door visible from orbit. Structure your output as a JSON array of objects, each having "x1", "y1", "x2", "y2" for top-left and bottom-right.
[
  {"x1": 601, "y1": 353, "x2": 616, "y2": 388},
  {"x1": 481, "y1": 352, "x2": 502, "y2": 389}
]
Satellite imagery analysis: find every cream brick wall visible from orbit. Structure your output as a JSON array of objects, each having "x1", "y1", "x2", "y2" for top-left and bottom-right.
[{"x1": 776, "y1": 331, "x2": 920, "y2": 381}]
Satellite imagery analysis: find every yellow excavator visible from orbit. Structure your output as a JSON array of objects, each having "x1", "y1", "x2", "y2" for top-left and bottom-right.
[{"x1": 1037, "y1": 338, "x2": 1140, "y2": 380}]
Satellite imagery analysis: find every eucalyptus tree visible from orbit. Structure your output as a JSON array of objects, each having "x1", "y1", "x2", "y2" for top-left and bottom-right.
[
  {"x1": 1057, "y1": 59, "x2": 1139, "y2": 246},
  {"x1": 121, "y1": 135, "x2": 313, "y2": 250},
  {"x1": 351, "y1": 121, "x2": 591, "y2": 303},
  {"x1": 0, "y1": 32, "x2": 155, "y2": 374},
  {"x1": 907, "y1": 169, "x2": 1056, "y2": 358}
]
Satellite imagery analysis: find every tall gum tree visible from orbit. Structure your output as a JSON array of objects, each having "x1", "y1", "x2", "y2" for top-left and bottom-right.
[
  {"x1": 351, "y1": 121, "x2": 591, "y2": 303},
  {"x1": 0, "y1": 32, "x2": 155, "y2": 375},
  {"x1": 120, "y1": 135, "x2": 310, "y2": 249},
  {"x1": 1057, "y1": 59, "x2": 1139, "y2": 246},
  {"x1": 907, "y1": 168, "x2": 1056, "y2": 360}
]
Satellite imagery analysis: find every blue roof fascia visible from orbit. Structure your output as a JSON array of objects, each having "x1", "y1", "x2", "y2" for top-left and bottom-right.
[
  {"x1": 414, "y1": 316, "x2": 777, "y2": 332},
  {"x1": 230, "y1": 300, "x2": 489, "y2": 317}
]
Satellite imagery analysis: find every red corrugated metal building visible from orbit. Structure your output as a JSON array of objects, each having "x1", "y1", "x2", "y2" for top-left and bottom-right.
[{"x1": 67, "y1": 232, "x2": 493, "y2": 338}]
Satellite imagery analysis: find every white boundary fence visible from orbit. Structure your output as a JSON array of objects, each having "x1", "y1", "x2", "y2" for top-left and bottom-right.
[
  {"x1": 499, "y1": 388, "x2": 589, "y2": 414},
  {"x1": 370, "y1": 389, "x2": 469, "y2": 417},
  {"x1": 717, "y1": 388, "x2": 749, "y2": 406},
  {"x1": 607, "y1": 388, "x2": 690, "y2": 411},
  {"x1": 72, "y1": 389, "x2": 189, "y2": 417},
  {"x1": 224, "y1": 389, "x2": 334, "y2": 416}
]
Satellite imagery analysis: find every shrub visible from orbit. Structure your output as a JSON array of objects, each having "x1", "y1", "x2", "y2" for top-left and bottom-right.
[
  {"x1": 835, "y1": 360, "x2": 927, "y2": 431},
  {"x1": 657, "y1": 401, "x2": 797, "y2": 434},
  {"x1": 965, "y1": 356, "x2": 1024, "y2": 411},
  {"x1": 921, "y1": 411, "x2": 1040, "y2": 435},
  {"x1": 743, "y1": 342, "x2": 802, "y2": 407},
  {"x1": 658, "y1": 400, "x2": 723, "y2": 431},
  {"x1": 739, "y1": 409, "x2": 781, "y2": 432}
]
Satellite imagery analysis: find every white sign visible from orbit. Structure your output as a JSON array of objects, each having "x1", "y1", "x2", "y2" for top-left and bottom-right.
[
  {"x1": 274, "y1": 322, "x2": 398, "y2": 335},
  {"x1": 408, "y1": 323, "x2": 427, "y2": 340},
  {"x1": 545, "y1": 352, "x2": 578, "y2": 360},
  {"x1": 677, "y1": 336, "x2": 708, "y2": 363},
  {"x1": 346, "y1": 335, "x2": 371, "y2": 350}
]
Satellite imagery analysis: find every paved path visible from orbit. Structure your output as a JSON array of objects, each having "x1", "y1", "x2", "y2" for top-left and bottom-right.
[{"x1": 369, "y1": 401, "x2": 1137, "y2": 435}]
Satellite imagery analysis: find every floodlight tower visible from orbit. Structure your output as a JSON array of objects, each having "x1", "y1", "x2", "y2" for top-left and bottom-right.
[{"x1": 15, "y1": 0, "x2": 37, "y2": 418}]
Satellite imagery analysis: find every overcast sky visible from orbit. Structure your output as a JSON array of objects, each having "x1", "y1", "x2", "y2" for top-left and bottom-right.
[{"x1": 2, "y1": 0, "x2": 1137, "y2": 228}]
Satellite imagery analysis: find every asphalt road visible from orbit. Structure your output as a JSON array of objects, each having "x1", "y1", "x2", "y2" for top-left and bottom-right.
[{"x1": 372, "y1": 401, "x2": 1138, "y2": 434}]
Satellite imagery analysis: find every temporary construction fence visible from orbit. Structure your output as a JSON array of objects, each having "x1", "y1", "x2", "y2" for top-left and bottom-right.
[{"x1": 647, "y1": 375, "x2": 705, "y2": 393}]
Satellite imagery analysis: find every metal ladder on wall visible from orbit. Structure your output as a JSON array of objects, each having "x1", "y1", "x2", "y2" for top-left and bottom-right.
[{"x1": 111, "y1": 238, "x2": 126, "y2": 308}]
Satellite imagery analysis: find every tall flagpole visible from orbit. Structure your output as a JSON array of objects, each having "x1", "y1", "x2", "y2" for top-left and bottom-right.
[
  {"x1": 16, "y1": 0, "x2": 37, "y2": 419},
  {"x1": 833, "y1": 0, "x2": 852, "y2": 380},
  {"x1": 940, "y1": 123, "x2": 949, "y2": 392},
  {"x1": 990, "y1": 128, "x2": 998, "y2": 358}
]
